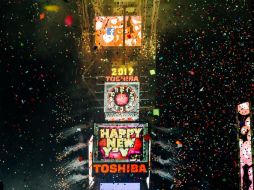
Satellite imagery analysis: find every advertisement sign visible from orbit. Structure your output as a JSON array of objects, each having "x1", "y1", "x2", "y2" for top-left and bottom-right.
[
  {"x1": 105, "y1": 76, "x2": 139, "y2": 82},
  {"x1": 93, "y1": 163, "x2": 147, "y2": 174},
  {"x1": 237, "y1": 102, "x2": 253, "y2": 190},
  {"x1": 95, "y1": 16, "x2": 124, "y2": 46},
  {"x1": 125, "y1": 16, "x2": 142, "y2": 46},
  {"x1": 93, "y1": 123, "x2": 148, "y2": 163},
  {"x1": 104, "y1": 82, "x2": 139, "y2": 121},
  {"x1": 92, "y1": 123, "x2": 149, "y2": 174},
  {"x1": 95, "y1": 16, "x2": 141, "y2": 47}
]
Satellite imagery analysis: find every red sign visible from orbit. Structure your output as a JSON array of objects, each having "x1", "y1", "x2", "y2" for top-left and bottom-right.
[
  {"x1": 106, "y1": 76, "x2": 139, "y2": 82},
  {"x1": 93, "y1": 163, "x2": 147, "y2": 174}
]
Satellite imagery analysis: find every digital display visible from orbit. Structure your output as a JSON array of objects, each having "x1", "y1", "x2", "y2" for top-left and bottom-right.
[
  {"x1": 100, "y1": 183, "x2": 140, "y2": 190},
  {"x1": 104, "y1": 82, "x2": 139, "y2": 121},
  {"x1": 237, "y1": 102, "x2": 253, "y2": 190},
  {"x1": 124, "y1": 16, "x2": 141, "y2": 46},
  {"x1": 95, "y1": 16, "x2": 124, "y2": 46},
  {"x1": 93, "y1": 123, "x2": 149, "y2": 163},
  {"x1": 95, "y1": 16, "x2": 141, "y2": 47}
]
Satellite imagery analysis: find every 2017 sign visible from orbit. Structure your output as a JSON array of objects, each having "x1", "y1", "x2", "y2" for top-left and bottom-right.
[{"x1": 112, "y1": 67, "x2": 134, "y2": 76}]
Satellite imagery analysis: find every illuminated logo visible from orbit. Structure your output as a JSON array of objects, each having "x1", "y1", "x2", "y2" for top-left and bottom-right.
[
  {"x1": 106, "y1": 76, "x2": 139, "y2": 82},
  {"x1": 106, "y1": 28, "x2": 115, "y2": 35},
  {"x1": 93, "y1": 163, "x2": 147, "y2": 174}
]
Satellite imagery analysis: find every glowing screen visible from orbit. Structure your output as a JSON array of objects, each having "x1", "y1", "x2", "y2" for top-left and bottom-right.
[
  {"x1": 93, "y1": 123, "x2": 149, "y2": 163},
  {"x1": 95, "y1": 16, "x2": 141, "y2": 47},
  {"x1": 237, "y1": 102, "x2": 253, "y2": 190},
  {"x1": 104, "y1": 82, "x2": 139, "y2": 121},
  {"x1": 100, "y1": 183, "x2": 140, "y2": 190},
  {"x1": 125, "y1": 16, "x2": 142, "y2": 46}
]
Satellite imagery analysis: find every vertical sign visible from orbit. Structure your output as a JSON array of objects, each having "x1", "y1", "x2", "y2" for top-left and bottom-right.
[
  {"x1": 237, "y1": 102, "x2": 253, "y2": 190},
  {"x1": 88, "y1": 136, "x2": 94, "y2": 187}
]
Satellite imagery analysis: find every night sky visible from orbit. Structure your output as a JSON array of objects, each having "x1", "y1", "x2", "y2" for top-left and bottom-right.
[{"x1": 0, "y1": 0, "x2": 253, "y2": 190}]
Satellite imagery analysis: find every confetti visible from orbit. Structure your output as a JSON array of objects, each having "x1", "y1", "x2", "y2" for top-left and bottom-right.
[
  {"x1": 64, "y1": 15, "x2": 73, "y2": 27},
  {"x1": 44, "y1": 5, "x2": 60, "y2": 12}
]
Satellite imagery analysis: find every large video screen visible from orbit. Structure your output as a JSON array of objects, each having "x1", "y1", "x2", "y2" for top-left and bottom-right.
[
  {"x1": 104, "y1": 82, "x2": 139, "y2": 121},
  {"x1": 237, "y1": 102, "x2": 253, "y2": 190},
  {"x1": 93, "y1": 123, "x2": 149, "y2": 163},
  {"x1": 125, "y1": 16, "x2": 142, "y2": 46},
  {"x1": 95, "y1": 16, "x2": 141, "y2": 47},
  {"x1": 100, "y1": 183, "x2": 140, "y2": 190}
]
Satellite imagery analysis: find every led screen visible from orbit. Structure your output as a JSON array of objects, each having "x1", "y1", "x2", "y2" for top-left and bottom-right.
[
  {"x1": 104, "y1": 82, "x2": 139, "y2": 121},
  {"x1": 93, "y1": 123, "x2": 149, "y2": 163},
  {"x1": 95, "y1": 16, "x2": 141, "y2": 47},
  {"x1": 125, "y1": 16, "x2": 141, "y2": 46},
  {"x1": 95, "y1": 16, "x2": 124, "y2": 46},
  {"x1": 237, "y1": 102, "x2": 253, "y2": 190},
  {"x1": 100, "y1": 183, "x2": 140, "y2": 190}
]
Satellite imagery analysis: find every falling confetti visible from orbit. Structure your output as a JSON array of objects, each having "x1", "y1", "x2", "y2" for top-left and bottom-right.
[
  {"x1": 64, "y1": 15, "x2": 73, "y2": 27},
  {"x1": 44, "y1": 5, "x2": 60, "y2": 12},
  {"x1": 39, "y1": 13, "x2": 45, "y2": 20},
  {"x1": 1, "y1": 0, "x2": 252, "y2": 189}
]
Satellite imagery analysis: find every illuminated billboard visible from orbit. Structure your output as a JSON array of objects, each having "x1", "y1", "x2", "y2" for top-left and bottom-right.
[
  {"x1": 100, "y1": 183, "x2": 140, "y2": 190},
  {"x1": 237, "y1": 102, "x2": 253, "y2": 190},
  {"x1": 125, "y1": 16, "x2": 142, "y2": 46},
  {"x1": 104, "y1": 82, "x2": 139, "y2": 121},
  {"x1": 95, "y1": 16, "x2": 141, "y2": 47},
  {"x1": 92, "y1": 123, "x2": 149, "y2": 174},
  {"x1": 93, "y1": 123, "x2": 148, "y2": 163},
  {"x1": 93, "y1": 163, "x2": 147, "y2": 174},
  {"x1": 95, "y1": 16, "x2": 124, "y2": 46}
]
